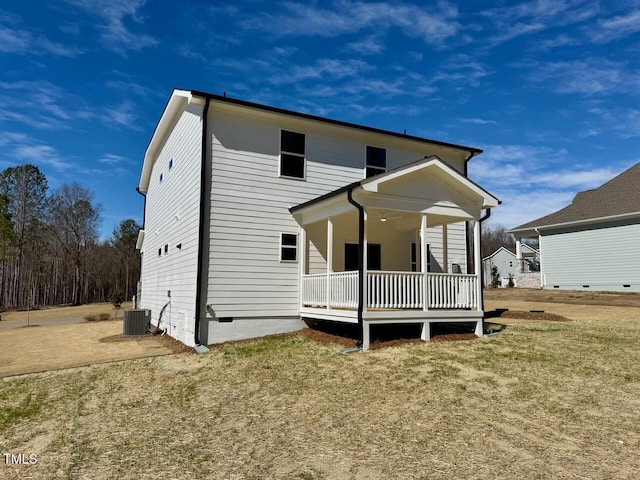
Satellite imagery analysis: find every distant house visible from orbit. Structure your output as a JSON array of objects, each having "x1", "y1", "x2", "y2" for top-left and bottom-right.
[
  {"x1": 136, "y1": 89, "x2": 499, "y2": 350},
  {"x1": 482, "y1": 244, "x2": 539, "y2": 287},
  {"x1": 509, "y1": 162, "x2": 640, "y2": 292}
]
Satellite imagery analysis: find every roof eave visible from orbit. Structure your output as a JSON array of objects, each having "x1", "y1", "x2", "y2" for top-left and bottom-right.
[
  {"x1": 509, "y1": 211, "x2": 640, "y2": 236},
  {"x1": 138, "y1": 89, "x2": 206, "y2": 192}
]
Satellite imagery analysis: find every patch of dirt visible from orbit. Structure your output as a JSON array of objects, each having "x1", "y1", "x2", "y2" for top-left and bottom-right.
[
  {"x1": 484, "y1": 288, "x2": 640, "y2": 308},
  {"x1": 99, "y1": 333, "x2": 195, "y2": 355},
  {"x1": 497, "y1": 310, "x2": 570, "y2": 322},
  {"x1": 485, "y1": 309, "x2": 571, "y2": 322}
]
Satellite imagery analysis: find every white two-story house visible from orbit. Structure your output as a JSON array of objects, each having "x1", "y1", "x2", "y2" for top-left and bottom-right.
[{"x1": 136, "y1": 89, "x2": 500, "y2": 350}]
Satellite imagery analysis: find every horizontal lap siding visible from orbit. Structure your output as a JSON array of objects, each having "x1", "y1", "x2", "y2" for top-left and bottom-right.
[
  {"x1": 427, "y1": 223, "x2": 468, "y2": 273},
  {"x1": 138, "y1": 104, "x2": 203, "y2": 345},
  {"x1": 543, "y1": 222, "x2": 640, "y2": 291},
  {"x1": 206, "y1": 108, "x2": 472, "y2": 317}
]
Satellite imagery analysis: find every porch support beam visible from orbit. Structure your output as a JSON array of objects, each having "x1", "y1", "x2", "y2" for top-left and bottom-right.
[
  {"x1": 326, "y1": 217, "x2": 333, "y2": 310},
  {"x1": 420, "y1": 321, "x2": 431, "y2": 341},
  {"x1": 420, "y1": 214, "x2": 429, "y2": 312},
  {"x1": 473, "y1": 220, "x2": 484, "y2": 336},
  {"x1": 299, "y1": 227, "x2": 306, "y2": 311},
  {"x1": 362, "y1": 209, "x2": 368, "y2": 314},
  {"x1": 442, "y1": 224, "x2": 448, "y2": 273}
]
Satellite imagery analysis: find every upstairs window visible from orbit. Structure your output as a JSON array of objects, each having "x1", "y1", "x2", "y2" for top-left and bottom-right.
[
  {"x1": 280, "y1": 233, "x2": 298, "y2": 262},
  {"x1": 280, "y1": 130, "x2": 305, "y2": 179},
  {"x1": 366, "y1": 146, "x2": 386, "y2": 178}
]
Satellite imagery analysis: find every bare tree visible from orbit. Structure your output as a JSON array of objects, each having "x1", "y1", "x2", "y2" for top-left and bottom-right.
[
  {"x1": 481, "y1": 223, "x2": 515, "y2": 258},
  {"x1": 47, "y1": 183, "x2": 102, "y2": 305}
]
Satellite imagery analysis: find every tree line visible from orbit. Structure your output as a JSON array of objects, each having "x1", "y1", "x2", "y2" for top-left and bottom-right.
[{"x1": 0, "y1": 164, "x2": 140, "y2": 310}]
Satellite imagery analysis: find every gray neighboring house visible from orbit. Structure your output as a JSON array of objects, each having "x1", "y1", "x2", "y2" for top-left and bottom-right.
[
  {"x1": 482, "y1": 244, "x2": 539, "y2": 287},
  {"x1": 509, "y1": 162, "x2": 640, "y2": 292}
]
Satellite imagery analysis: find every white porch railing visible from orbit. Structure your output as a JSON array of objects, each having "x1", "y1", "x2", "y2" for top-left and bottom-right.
[
  {"x1": 368, "y1": 271, "x2": 423, "y2": 309},
  {"x1": 302, "y1": 271, "x2": 478, "y2": 310},
  {"x1": 427, "y1": 273, "x2": 478, "y2": 309}
]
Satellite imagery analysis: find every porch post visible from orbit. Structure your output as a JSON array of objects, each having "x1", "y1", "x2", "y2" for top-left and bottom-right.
[
  {"x1": 515, "y1": 237, "x2": 524, "y2": 276},
  {"x1": 327, "y1": 217, "x2": 333, "y2": 310},
  {"x1": 442, "y1": 224, "x2": 448, "y2": 273},
  {"x1": 362, "y1": 208, "x2": 368, "y2": 314},
  {"x1": 473, "y1": 220, "x2": 483, "y2": 311},
  {"x1": 299, "y1": 226, "x2": 306, "y2": 310},
  {"x1": 420, "y1": 214, "x2": 429, "y2": 311}
]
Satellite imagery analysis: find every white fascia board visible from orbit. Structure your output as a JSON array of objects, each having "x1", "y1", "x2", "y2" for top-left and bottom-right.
[
  {"x1": 138, "y1": 89, "x2": 202, "y2": 192},
  {"x1": 290, "y1": 193, "x2": 354, "y2": 225}
]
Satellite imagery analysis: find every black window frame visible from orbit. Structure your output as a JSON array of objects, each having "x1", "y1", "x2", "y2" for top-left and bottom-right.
[
  {"x1": 365, "y1": 145, "x2": 386, "y2": 178},
  {"x1": 280, "y1": 130, "x2": 306, "y2": 179},
  {"x1": 280, "y1": 233, "x2": 298, "y2": 262}
]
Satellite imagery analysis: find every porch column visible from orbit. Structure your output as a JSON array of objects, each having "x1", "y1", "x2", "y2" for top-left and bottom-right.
[
  {"x1": 420, "y1": 214, "x2": 429, "y2": 312},
  {"x1": 362, "y1": 208, "x2": 368, "y2": 314},
  {"x1": 473, "y1": 220, "x2": 483, "y2": 311},
  {"x1": 515, "y1": 237, "x2": 524, "y2": 275},
  {"x1": 442, "y1": 224, "x2": 448, "y2": 273},
  {"x1": 299, "y1": 227, "x2": 306, "y2": 310},
  {"x1": 326, "y1": 217, "x2": 333, "y2": 310}
]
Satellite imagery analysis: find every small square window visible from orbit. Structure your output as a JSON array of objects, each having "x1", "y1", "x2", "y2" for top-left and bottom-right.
[
  {"x1": 159, "y1": 173, "x2": 163, "y2": 182},
  {"x1": 158, "y1": 248, "x2": 162, "y2": 256},
  {"x1": 280, "y1": 130, "x2": 305, "y2": 179},
  {"x1": 169, "y1": 159, "x2": 173, "y2": 169},
  {"x1": 366, "y1": 146, "x2": 386, "y2": 178},
  {"x1": 280, "y1": 233, "x2": 298, "y2": 262},
  {"x1": 164, "y1": 244, "x2": 168, "y2": 253}
]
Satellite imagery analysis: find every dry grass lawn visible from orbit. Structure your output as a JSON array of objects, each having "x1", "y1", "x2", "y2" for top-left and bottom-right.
[
  {"x1": 2, "y1": 291, "x2": 640, "y2": 479},
  {"x1": 1, "y1": 301, "x2": 133, "y2": 323},
  {"x1": 0, "y1": 321, "x2": 178, "y2": 378}
]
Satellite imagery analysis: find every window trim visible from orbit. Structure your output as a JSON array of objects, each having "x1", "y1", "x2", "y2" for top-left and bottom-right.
[
  {"x1": 365, "y1": 145, "x2": 386, "y2": 178},
  {"x1": 279, "y1": 129, "x2": 306, "y2": 180},
  {"x1": 279, "y1": 232, "x2": 298, "y2": 263}
]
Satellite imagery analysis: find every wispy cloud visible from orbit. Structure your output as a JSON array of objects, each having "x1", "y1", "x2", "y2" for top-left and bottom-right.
[
  {"x1": 0, "y1": 80, "x2": 89, "y2": 129},
  {"x1": 0, "y1": 11, "x2": 84, "y2": 57},
  {"x1": 480, "y1": 0, "x2": 598, "y2": 48},
  {"x1": 589, "y1": 10, "x2": 640, "y2": 43},
  {"x1": 528, "y1": 59, "x2": 632, "y2": 96},
  {"x1": 65, "y1": 0, "x2": 157, "y2": 53},
  {"x1": 98, "y1": 153, "x2": 128, "y2": 165},
  {"x1": 459, "y1": 118, "x2": 497, "y2": 125},
  {"x1": 346, "y1": 34, "x2": 386, "y2": 55},
  {"x1": 0, "y1": 132, "x2": 73, "y2": 171},
  {"x1": 101, "y1": 101, "x2": 140, "y2": 130},
  {"x1": 240, "y1": 1, "x2": 461, "y2": 46}
]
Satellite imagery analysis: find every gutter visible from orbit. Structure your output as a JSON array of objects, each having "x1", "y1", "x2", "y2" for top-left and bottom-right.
[
  {"x1": 463, "y1": 150, "x2": 477, "y2": 278},
  {"x1": 194, "y1": 96, "x2": 211, "y2": 348},
  {"x1": 346, "y1": 187, "x2": 365, "y2": 348},
  {"x1": 478, "y1": 208, "x2": 492, "y2": 311}
]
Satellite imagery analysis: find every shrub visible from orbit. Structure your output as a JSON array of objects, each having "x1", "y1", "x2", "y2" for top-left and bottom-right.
[
  {"x1": 98, "y1": 313, "x2": 112, "y2": 321},
  {"x1": 84, "y1": 315, "x2": 97, "y2": 322}
]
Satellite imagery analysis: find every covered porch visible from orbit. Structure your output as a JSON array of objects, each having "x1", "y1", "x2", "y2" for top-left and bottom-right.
[{"x1": 290, "y1": 156, "x2": 500, "y2": 350}]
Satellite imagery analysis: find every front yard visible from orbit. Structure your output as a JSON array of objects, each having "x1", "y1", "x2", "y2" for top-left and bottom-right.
[{"x1": 2, "y1": 297, "x2": 639, "y2": 479}]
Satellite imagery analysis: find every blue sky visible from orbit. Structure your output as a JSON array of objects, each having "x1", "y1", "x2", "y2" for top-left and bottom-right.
[{"x1": 1, "y1": 0, "x2": 639, "y2": 238}]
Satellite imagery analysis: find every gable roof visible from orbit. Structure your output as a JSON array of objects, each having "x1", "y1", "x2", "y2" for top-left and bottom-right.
[
  {"x1": 482, "y1": 244, "x2": 538, "y2": 261},
  {"x1": 289, "y1": 155, "x2": 500, "y2": 218},
  {"x1": 510, "y1": 162, "x2": 640, "y2": 235}
]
